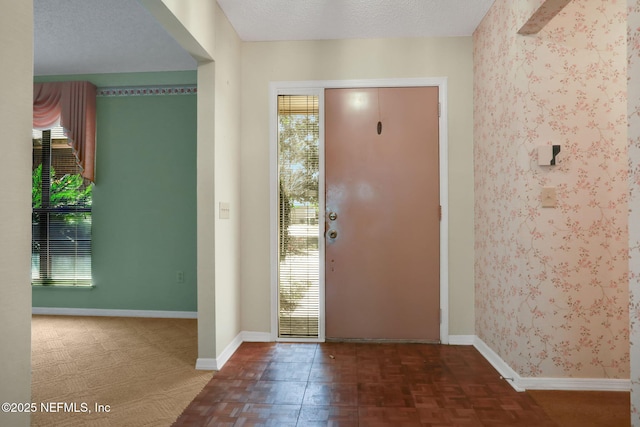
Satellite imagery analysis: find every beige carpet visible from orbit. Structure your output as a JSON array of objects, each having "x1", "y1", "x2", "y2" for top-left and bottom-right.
[{"x1": 31, "y1": 315, "x2": 212, "y2": 427}]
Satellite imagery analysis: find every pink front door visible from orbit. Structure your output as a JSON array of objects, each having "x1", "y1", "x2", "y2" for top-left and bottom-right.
[{"x1": 324, "y1": 87, "x2": 440, "y2": 341}]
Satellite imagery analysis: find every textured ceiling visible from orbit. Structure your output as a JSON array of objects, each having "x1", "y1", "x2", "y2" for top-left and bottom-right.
[
  {"x1": 34, "y1": 0, "x2": 494, "y2": 76},
  {"x1": 34, "y1": 0, "x2": 197, "y2": 76}
]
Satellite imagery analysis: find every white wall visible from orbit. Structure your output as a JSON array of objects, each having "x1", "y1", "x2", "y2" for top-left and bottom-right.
[
  {"x1": 213, "y1": 4, "x2": 242, "y2": 355},
  {"x1": 239, "y1": 37, "x2": 475, "y2": 336},
  {"x1": 0, "y1": 1, "x2": 33, "y2": 426},
  {"x1": 143, "y1": 0, "x2": 242, "y2": 363}
]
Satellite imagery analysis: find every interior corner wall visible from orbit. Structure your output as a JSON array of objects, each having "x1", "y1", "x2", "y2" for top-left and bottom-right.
[
  {"x1": 0, "y1": 1, "x2": 33, "y2": 426},
  {"x1": 239, "y1": 37, "x2": 475, "y2": 336},
  {"x1": 627, "y1": 0, "x2": 640, "y2": 423},
  {"x1": 474, "y1": 0, "x2": 629, "y2": 379}
]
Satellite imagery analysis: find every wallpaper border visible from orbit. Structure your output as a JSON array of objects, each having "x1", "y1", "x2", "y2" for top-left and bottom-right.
[{"x1": 97, "y1": 85, "x2": 197, "y2": 97}]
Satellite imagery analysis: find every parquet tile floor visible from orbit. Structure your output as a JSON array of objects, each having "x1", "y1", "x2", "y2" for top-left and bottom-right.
[{"x1": 173, "y1": 342, "x2": 557, "y2": 426}]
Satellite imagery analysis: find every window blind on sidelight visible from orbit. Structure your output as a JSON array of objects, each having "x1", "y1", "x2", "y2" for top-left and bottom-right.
[{"x1": 277, "y1": 95, "x2": 320, "y2": 337}]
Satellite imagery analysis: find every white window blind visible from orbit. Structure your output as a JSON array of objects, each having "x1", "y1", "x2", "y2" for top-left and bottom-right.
[
  {"x1": 277, "y1": 95, "x2": 320, "y2": 337},
  {"x1": 32, "y1": 127, "x2": 92, "y2": 286}
]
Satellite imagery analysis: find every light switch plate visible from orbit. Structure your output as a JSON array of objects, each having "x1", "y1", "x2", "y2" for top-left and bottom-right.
[
  {"x1": 541, "y1": 187, "x2": 556, "y2": 208},
  {"x1": 219, "y1": 202, "x2": 230, "y2": 219}
]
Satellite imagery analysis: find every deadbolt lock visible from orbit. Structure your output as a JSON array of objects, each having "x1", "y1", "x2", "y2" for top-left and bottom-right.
[
  {"x1": 327, "y1": 229, "x2": 338, "y2": 239},
  {"x1": 328, "y1": 212, "x2": 338, "y2": 221}
]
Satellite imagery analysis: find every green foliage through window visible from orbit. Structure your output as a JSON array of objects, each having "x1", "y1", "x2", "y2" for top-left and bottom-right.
[{"x1": 32, "y1": 164, "x2": 92, "y2": 209}]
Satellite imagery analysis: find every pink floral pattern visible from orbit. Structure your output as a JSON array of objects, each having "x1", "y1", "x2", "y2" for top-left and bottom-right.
[
  {"x1": 474, "y1": 0, "x2": 629, "y2": 380},
  {"x1": 628, "y1": 0, "x2": 640, "y2": 423}
]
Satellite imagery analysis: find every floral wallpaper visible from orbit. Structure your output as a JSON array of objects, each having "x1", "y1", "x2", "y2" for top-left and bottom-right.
[
  {"x1": 474, "y1": 0, "x2": 629, "y2": 380},
  {"x1": 628, "y1": 0, "x2": 640, "y2": 423}
]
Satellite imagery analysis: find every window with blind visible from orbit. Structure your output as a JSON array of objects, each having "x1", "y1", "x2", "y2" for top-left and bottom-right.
[
  {"x1": 32, "y1": 127, "x2": 92, "y2": 286},
  {"x1": 277, "y1": 95, "x2": 320, "y2": 337}
]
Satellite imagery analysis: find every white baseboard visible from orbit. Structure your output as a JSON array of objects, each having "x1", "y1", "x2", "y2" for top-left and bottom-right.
[
  {"x1": 195, "y1": 358, "x2": 218, "y2": 370},
  {"x1": 213, "y1": 333, "x2": 244, "y2": 370},
  {"x1": 448, "y1": 335, "x2": 475, "y2": 345},
  {"x1": 473, "y1": 336, "x2": 630, "y2": 392},
  {"x1": 32, "y1": 307, "x2": 197, "y2": 319},
  {"x1": 195, "y1": 331, "x2": 273, "y2": 371},
  {"x1": 473, "y1": 336, "x2": 525, "y2": 391},
  {"x1": 519, "y1": 377, "x2": 630, "y2": 391}
]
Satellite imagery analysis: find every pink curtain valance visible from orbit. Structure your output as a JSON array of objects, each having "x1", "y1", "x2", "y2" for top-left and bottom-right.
[{"x1": 33, "y1": 81, "x2": 97, "y2": 182}]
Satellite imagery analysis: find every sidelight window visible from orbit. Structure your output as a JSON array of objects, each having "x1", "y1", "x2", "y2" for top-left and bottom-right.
[{"x1": 277, "y1": 95, "x2": 320, "y2": 337}]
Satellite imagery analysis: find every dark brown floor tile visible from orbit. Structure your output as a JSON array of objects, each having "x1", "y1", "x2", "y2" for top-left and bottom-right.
[
  {"x1": 202, "y1": 402, "x2": 248, "y2": 426},
  {"x1": 416, "y1": 407, "x2": 484, "y2": 426},
  {"x1": 528, "y1": 390, "x2": 628, "y2": 427},
  {"x1": 261, "y1": 362, "x2": 312, "y2": 381},
  {"x1": 191, "y1": 379, "x2": 255, "y2": 404},
  {"x1": 474, "y1": 407, "x2": 521, "y2": 425},
  {"x1": 232, "y1": 342, "x2": 278, "y2": 363},
  {"x1": 358, "y1": 406, "x2": 422, "y2": 426},
  {"x1": 432, "y1": 382, "x2": 467, "y2": 399},
  {"x1": 303, "y1": 382, "x2": 358, "y2": 406},
  {"x1": 411, "y1": 383, "x2": 473, "y2": 410},
  {"x1": 357, "y1": 346, "x2": 403, "y2": 366},
  {"x1": 357, "y1": 361, "x2": 405, "y2": 383},
  {"x1": 460, "y1": 383, "x2": 494, "y2": 398},
  {"x1": 309, "y1": 362, "x2": 358, "y2": 383},
  {"x1": 247, "y1": 381, "x2": 308, "y2": 405},
  {"x1": 298, "y1": 405, "x2": 358, "y2": 426},
  {"x1": 231, "y1": 403, "x2": 300, "y2": 427},
  {"x1": 314, "y1": 352, "x2": 358, "y2": 365},
  {"x1": 317, "y1": 342, "x2": 358, "y2": 356},
  {"x1": 173, "y1": 342, "x2": 570, "y2": 427},
  {"x1": 215, "y1": 360, "x2": 269, "y2": 380},
  {"x1": 358, "y1": 383, "x2": 415, "y2": 407}
]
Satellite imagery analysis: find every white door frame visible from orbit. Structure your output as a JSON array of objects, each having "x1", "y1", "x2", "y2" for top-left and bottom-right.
[{"x1": 269, "y1": 78, "x2": 449, "y2": 343}]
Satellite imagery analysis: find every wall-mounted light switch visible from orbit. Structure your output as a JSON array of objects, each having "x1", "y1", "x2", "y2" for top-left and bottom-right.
[
  {"x1": 541, "y1": 187, "x2": 557, "y2": 208},
  {"x1": 219, "y1": 202, "x2": 230, "y2": 219}
]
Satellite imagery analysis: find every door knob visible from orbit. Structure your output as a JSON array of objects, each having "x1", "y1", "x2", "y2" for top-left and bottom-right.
[
  {"x1": 328, "y1": 212, "x2": 338, "y2": 221},
  {"x1": 327, "y1": 229, "x2": 338, "y2": 239}
]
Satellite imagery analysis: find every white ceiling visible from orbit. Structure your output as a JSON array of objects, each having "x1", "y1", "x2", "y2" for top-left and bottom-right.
[
  {"x1": 34, "y1": 0, "x2": 494, "y2": 76},
  {"x1": 218, "y1": 0, "x2": 496, "y2": 41},
  {"x1": 34, "y1": 0, "x2": 197, "y2": 76}
]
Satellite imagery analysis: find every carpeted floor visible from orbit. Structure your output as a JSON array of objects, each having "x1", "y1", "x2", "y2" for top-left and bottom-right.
[{"x1": 31, "y1": 315, "x2": 212, "y2": 427}]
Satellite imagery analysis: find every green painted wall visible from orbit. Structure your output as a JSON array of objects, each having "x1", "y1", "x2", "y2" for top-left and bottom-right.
[{"x1": 33, "y1": 72, "x2": 198, "y2": 312}]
